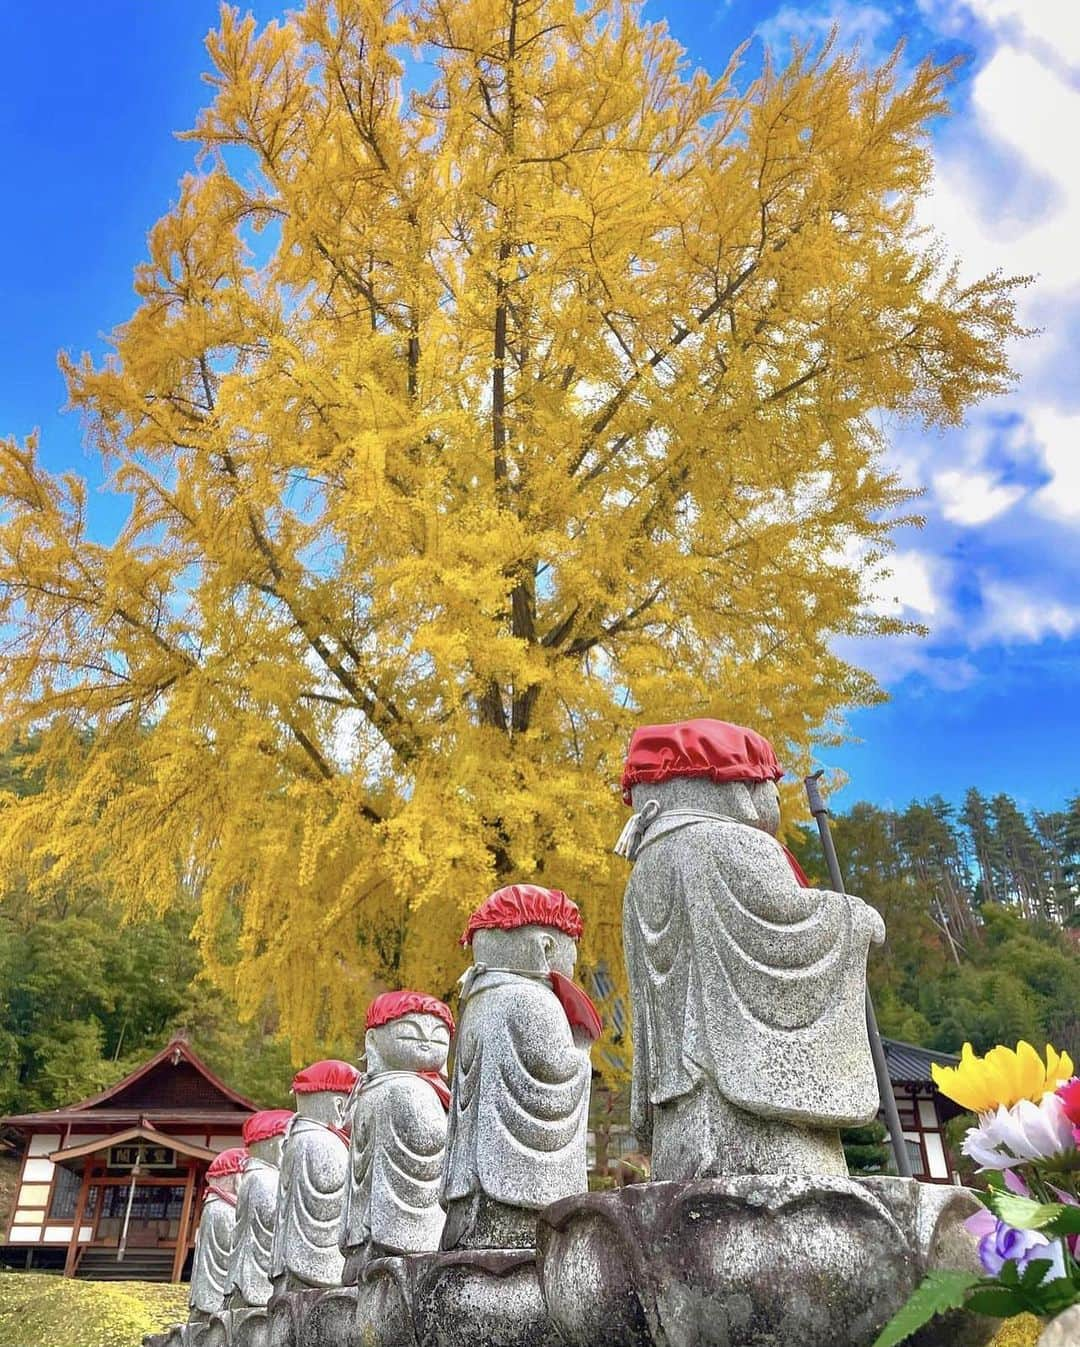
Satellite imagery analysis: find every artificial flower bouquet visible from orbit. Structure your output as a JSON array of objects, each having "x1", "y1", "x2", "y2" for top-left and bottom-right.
[{"x1": 873, "y1": 1042, "x2": 1080, "y2": 1347}]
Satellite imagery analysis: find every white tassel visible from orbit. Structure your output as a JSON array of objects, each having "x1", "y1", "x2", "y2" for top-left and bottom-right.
[{"x1": 613, "y1": 800, "x2": 660, "y2": 861}]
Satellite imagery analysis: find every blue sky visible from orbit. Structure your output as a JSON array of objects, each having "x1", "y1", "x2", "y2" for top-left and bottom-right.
[{"x1": 1, "y1": 0, "x2": 1077, "y2": 816}]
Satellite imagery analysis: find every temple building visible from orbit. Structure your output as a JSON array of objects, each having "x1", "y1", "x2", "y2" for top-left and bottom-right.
[
  {"x1": 0, "y1": 1035, "x2": 257, "y2": 1281},
  {"x1": 881, "y1": 1038, "x2": 964, "y2": 1183}
]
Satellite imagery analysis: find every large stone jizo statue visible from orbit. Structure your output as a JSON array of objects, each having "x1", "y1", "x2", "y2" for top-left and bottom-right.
[
  {"x1": 189, "y1": 1146, "x2": 247, "y2": 1320},
  {"x1": 226, "y1": 1109, "x2": 293, "y2": 1309},
  {"x1": 442, "y1": 883, "x2": 601, "y2": 1250},
  {"x1": 340, "y1": 990, "x2": 453, "y2": 1277},
  {"x1": 617, "y1": 718, "x2": 885, "y2": 1179},
  {"x1": 271, "y1": 1059, "x2": 359, "y2": 1293}
]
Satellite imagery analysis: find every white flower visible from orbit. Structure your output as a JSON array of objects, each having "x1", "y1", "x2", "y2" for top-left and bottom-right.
[{"x1": 963, "y1": 1092, "x2": 1077, "y2": 1170}]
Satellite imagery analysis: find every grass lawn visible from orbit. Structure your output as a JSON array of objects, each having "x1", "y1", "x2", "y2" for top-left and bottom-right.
[
  {"x1": 0, "y1": 1272, "x2": 187, "y2": 1347},
  {"x1": 0, "y1": 1269, "x2": 1046, "y2": 1346}
]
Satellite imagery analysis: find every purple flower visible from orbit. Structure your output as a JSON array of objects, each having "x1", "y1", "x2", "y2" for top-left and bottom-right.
[{"x1": 973, "y1": 1218, "x2": 1067, "y2": 1281}]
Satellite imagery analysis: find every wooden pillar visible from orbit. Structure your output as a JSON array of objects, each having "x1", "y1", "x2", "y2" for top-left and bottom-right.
[
  {"x1": 63, "y1": 1164, "x2": 94, "y2": 1278},
  {"x1": 171, "y1": 1162, "x2": 197, "y2": 1284}
]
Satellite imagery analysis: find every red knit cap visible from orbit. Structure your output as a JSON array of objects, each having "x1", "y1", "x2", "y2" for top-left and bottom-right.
[
  {"x1": 365, "y1": 990, "x2": 455, "y2": 1035},
  {"x1": 291, "y1": 1059, "x2": 361, "y2": 1094},
  {"x1": 621, "y1": 718, "x2": 783, "y2": 804},
  {"x1": 460, "y1": 884, "x2": 583, "y2": 946},
  {"x1": 207, "y1": 1147, "x2": 247, "y2": 1178},
  {"x1": 242, "y1": 1109, "x2": 293, "y2": 1145}
]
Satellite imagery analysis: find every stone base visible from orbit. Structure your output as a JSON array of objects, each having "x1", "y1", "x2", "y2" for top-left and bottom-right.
[
  {"x1": 142, "y1": 1332, "x2": 185, "y2": 1347},
  {"x1": 267, "y1": 1288, "x2": 326, "y2": 1347},
  {"x1": 536, "y1": 1175, "x2": 995, "y2": 1347},
  {"x1": 295, "y1": 1287, "x2": 358, "y2": 1347},
  {"x1": 202, "y1": 1306, "x2": 268, "y2": 1347},
  {"x1": 412, "y1": 1249, "x2": 561, "y2": 1347},
  {"x1": 182, "y1": 1177, "x2": 995, "y2": 1347},
  {"x1": 355, "y1": 1255, "x2": 438, "y2": 1347}
]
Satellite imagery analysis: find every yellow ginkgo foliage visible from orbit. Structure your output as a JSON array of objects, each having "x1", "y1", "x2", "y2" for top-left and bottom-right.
[{"x1": 0, "y1": 1, "x2": 1024, "y2": 1061}]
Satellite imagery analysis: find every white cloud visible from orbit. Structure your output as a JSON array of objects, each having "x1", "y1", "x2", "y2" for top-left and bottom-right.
[
  {"x1": 834, "y1": 631, "x2": 978, "y2": 690},
  {"x1": 932, "y1": 468, "x2": 1024, "y2": 526},
  {"x1": 755, "y1": 1, "x2": 893, "y2": 58},
  {"x1": 866, "y1": 549, "x2": 947, "y2": 620},
  {"x1": 920, "y1": 44, "x2": 1080, "y2": 307},
  {"x1": 961, "y1": 1, "x2": 1080, "y2": 74},
  {"x1": 1022, "y1": 406, "x2": 1080, "y2": 523},
  {"x1": 973, "y1": 579, "x2": 1080, "y2": 645}
]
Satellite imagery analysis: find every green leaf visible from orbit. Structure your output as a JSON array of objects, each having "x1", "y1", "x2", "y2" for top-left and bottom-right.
[
  {"x1": 1046, "y1": 1206, "x2": 1080, "y2": 1236},
  {"x1": 986, "y1": 1189, "x2": 1080, "y2": 1236},
  {"x1": 965, "y1": 1286, "x2": 1028, "y2": 1318},
  {"x1": 871, "y1": 1271, "x2": 981, "y2": 1347},
  {"x1": 998, "y1": 1258, "x2": 1020, "y2": 1286},
  {"x1": 1019, "y1": 1258, "x2": 1053, "y2": 1290},
  {"x1": 1023, "y1": 1278, "x2": 1080, "y2": 1317},
  {"x1": 986, "y1": 1190, "x2": 1063, "y2": 1231}
]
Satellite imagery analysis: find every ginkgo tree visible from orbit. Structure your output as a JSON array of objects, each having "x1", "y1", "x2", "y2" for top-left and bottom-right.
[{"x1": 0, "y1": 0, "x2": 1023, "y2": 1056}]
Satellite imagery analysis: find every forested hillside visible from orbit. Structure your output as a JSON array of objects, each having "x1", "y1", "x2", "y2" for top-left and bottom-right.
[
  {"x1": 0, "y1": 736, "x2": 1076, "y2": 1113},
  {"x1": 791, "y1": 792, "x2": 1080, "y2": 1059}
]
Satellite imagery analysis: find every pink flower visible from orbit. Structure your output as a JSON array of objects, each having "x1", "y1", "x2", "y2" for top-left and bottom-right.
[{"x1": 1057, "y1": 1077, "x2": 1080, "y2": 1127}]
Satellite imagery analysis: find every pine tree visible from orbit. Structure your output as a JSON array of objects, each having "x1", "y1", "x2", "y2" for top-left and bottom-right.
[
  {"x1": 0, "y1": 1, "x2": 1024, "y2": 1054},
  {"x1": 961, "y1": 787, "x2": 1000, "y2": 907}
]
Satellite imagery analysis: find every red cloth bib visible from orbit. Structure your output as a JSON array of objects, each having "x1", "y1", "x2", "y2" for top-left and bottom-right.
[
  {"x1": 549, "y1": 971, "x2": 603, "y2": 1041},
  {"x1": 418, "y1": 1071, "x2": 452, "y2": 1110}
]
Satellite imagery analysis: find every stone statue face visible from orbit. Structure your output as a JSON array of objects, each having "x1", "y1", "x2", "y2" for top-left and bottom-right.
[
  {"x1": 295, "y1": 1087, "x2": 350, "y2": 1126},
  {"x1": 472, "y1": 923, "x2": 578, "y2": 978},
  {"x1": 368, "y1": 1013, "x2": 451, "y2": 1074},
  {"x1": 248, "y1": 1134, "x2": 283, "y2": 1166},
  {"x1": 748, "y1": 780, "x2": 781, "y2": 837}
]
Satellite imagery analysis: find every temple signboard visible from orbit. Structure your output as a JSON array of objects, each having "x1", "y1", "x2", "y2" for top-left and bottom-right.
[{"x1": 109, "y1": 1144, "x2": 174, "y2": 1169}]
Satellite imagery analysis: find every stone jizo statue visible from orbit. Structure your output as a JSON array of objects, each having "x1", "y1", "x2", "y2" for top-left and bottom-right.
[
  {"x1": 339, "y1": 989, "x2": 453, "y2": 1277},
  {"x1": 617, "y1": 717, "x2": 885, "y2": 1180},
  {"x1": 189, "y1": 1146, "x2": 247, "y2": 1319},
  {"x1": 442, "y1": 883, "x2": 601, "y2": 1250},
  {"x1": 270, "y1": 1059, "x2": 359, "y2": 1293},
  {"x1": 226, "y1": 1109, "x2": 292, "y2": 1309}
]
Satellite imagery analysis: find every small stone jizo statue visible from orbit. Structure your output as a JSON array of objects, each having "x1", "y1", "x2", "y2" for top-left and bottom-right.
[
  {"x1": 339, "y1": 990, "x2": 454, "y2": 1278},
  {"x1": 442, "y1": 883, "x2": 601, "y2": 1250},
  {"x1": 189, "y1": 1146, "x2": 247, "y2": 1320},
  {"x1": 226, "y1": 1109, "x2": 292, "y2": 1309},
  {"x1": 270, "y1": 1059, "x2": 359, "y2": 1293},
  {"x1": 617, "y1": 718, "x2": 885, "y2": 1180}
]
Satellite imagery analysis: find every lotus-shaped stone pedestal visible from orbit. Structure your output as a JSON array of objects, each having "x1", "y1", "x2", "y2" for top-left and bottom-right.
[
  {"x1": 201, "y1": 1306, "x2": 268, "y2": 1347},
  {"x1": 148, "y1": 1176, "x2": 996, "y2": 1347},
  {"x1": 536, "y1": 1175, "x2": 994, "y2": 1347},
  {"x1": 411, "y1": 1248, "x2": 562, "y2": 1347}
]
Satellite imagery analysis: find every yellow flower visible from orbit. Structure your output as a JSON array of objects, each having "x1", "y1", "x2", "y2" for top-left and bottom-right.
[
  {"x1": 931, "y1": 1041, "x2": 1075, "y2": 1114},
  {"x1": 990, "y1": 1314, "x2": 1042, "y2": 1347}
]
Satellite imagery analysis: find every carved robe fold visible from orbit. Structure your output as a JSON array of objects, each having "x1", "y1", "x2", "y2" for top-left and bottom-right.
[
  {"x1": 623, "y1": 815, "x2": 885, "y2": 1138},
  {"x1": 340, "y1": 1071, "x2": 449, "y2": 1256},
  {"x1": 441, "y1": 970, "x2": 592, "y2": 1211},
  {"x1": 189, "y1": 1193, "x2": 236, "y2": 1315},
  {"x1": 227, "y1": 1158, "x2": 279, "y2": 1307},
  {"x1": 270, "y1": 1116, "x2": 349, "y2": 1288}
]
